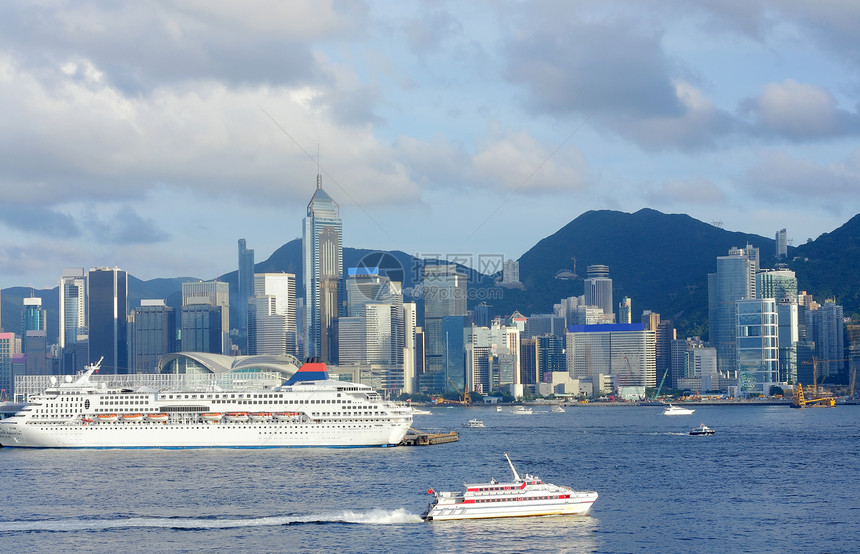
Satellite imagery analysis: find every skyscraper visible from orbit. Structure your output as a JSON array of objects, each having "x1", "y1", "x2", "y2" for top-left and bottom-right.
[
  {"x1": 182, "y1": 280, "x2": 230, "y2": 355},
  {"x1": 811, "y1": 301, "x2": 845, "y2": 382},
  {"x1": 237, "y1": 238, "x2": 255, "y2": 351},
  {"x1": 736, "y1": 298, "x2": 779, "y2": 392},
  {"x1": 88, "y1": 267, "x2": 128, "y2": 374},
  {"x1": 423, "y1": 264, "x2": 467, "y2": 390},
  {"x1": 584, "y1": 264, "x2": 613, "y2": 320},
  {"x1": 59, "y1": 268, "x2": 86, "y2": 348},
  {"x1": 22, "y1": 297, "x2": 46, "y2": 335},
  {"x1": 708, "y1": 247, "x2": 755, "y2": 380},
  {"x1": 131, "y1": 299, "x2": 176, "y2": 372},
  {"x1": 303, "y1": 174, "x2": 343, "y2": 362},
  {"x1": 248, "y1": 273, "x2": 296, "y2": 356},
  {"x1": 618, "y1": 297, "x2": 632, "y2": 324},
  {"x1": 757, "y1": 268, "x2": 797, "y2": 302},
  {"x1": 775, "y1": 228, "x2": 788, "y2": 259}
]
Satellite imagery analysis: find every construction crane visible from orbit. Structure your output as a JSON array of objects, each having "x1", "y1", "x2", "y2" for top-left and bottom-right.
[
  {"x1": 791, "y1": 382, "x2": 836, "y2": 408},
  {"x1": 801, "y1": 357, "x2": 846, "y2": 396},
  {"x1": 447, "y1": 377, "x2": 471, "y2": 406},
  {"x1": 850, "y1": 360, "x2": 857, "y2": 398},
  {"x1": 652, "y1": 366, "x2": 670, "y2": 401}
]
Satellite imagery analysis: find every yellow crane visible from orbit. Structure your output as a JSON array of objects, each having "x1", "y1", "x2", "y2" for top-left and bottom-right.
[
  {"x1": 801, "y1": 356, "x2": 846, "y2": 396},
  {"x1": 447, "y1": 377, "x2": 471, "y2": 406},
  {"x1": 792, "y1": 382, "x2": 836, "y2": 408}
]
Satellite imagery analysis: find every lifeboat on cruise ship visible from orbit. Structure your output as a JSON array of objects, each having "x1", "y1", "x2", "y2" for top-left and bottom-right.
[
  {"x1": 201, "y1": 412, "x2": 223, "y2": 422},
  {"x1": 274, "y1": 412, "x2": 301, "y2": 421},
  {"x1": 146, "y1": 413, "x2": 169, "y2": 422},
  {"x1": 96, "y1": 414, "x2": 118, "y2": 422},
  {"x1": 250, "y1": 412, "x2": 272, "y2": 422},
  {"x1": 121, "y1": 413, "x2": 144, "y2": 422},
  {"x1": 224, "y1": 412, "x2": 249, "y2": 422}
]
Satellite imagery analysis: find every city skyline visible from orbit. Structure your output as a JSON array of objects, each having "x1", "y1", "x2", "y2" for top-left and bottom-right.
[{"x1": 2, "y1": 2, "x2": 860, "y2": 290}]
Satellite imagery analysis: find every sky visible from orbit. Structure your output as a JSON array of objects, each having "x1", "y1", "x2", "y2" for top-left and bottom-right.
[{"x1": 2, "y1": 0, "x2": 860, "y2": 290}]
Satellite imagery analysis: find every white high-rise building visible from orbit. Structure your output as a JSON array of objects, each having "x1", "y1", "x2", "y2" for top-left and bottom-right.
[
  {"x1": 465, "y1": 322, "x2": 520, "y2": 394},
  {"x1": 776, "y1": 228, "x2": 788, "y2": 259},
  {"x1": 182, "y1": 280, "x2": 230, "y2": 355},
  {"x1": 403, "y1": 302, "x2": 417, "y2": 393},
  {"x1": 303, "y1": 174, "x2": 343, "y2": 362},
  {"x1": 249, "y1": 273, "x2": 296, "y2": 357},
  {"x1": 584, "y1": 265, "x2": 613, "y2": 318},
  {"x1": 59, "y1": 268, "x2": 87, "y2": 349}
]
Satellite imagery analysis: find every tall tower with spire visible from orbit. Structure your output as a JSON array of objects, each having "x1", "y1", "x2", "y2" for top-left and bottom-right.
[{"x1": 302, "y1": 173, "x2": 343, "y2": 362}]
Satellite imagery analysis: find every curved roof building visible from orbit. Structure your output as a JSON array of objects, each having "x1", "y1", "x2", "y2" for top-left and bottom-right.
[{"x1": 158, "y1": 353, "x2": 302, "y2": 382}]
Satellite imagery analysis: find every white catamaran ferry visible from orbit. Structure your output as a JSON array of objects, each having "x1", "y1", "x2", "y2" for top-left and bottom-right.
[
  {"x1": 0, "y1": 359, "x2": 412, "y2": 449},
  {"x1": 422, "y1": 453, "x2": 598, "y2": 521}
]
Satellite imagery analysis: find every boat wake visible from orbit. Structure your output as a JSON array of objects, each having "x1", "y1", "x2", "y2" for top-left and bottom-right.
[{"x1": 0, "y1": 508, "x2": 423, "y2": 533}]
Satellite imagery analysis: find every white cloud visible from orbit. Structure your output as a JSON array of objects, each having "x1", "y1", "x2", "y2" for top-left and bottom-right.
[
  {"x1": 741, "y1": 79, "x2": 860, "y2": 140},
  {"x1": 743, "y1": 149, "x2": 860, "y2": 208}
]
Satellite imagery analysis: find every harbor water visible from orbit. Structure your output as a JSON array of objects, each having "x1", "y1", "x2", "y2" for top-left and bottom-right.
[{"x1": 1, "y1": 404, "x2": 858, "y2": 553}]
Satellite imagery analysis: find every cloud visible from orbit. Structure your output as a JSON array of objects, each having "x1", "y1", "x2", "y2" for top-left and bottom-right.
[
  {"x1": 0, "y1": 52, "x2": 419, "y2": 214},
  {"x1": 86, "y1": 206, "x2": 170, "y2": 245},
  {"x1": 740, "y1": 79, "x2": 860, "y2": 140},
  {"x1": 0, "y1": 205, "x2": 81, "y2": 237},
  {"x1": 743, "y1": 149, "x2": 860, "y2": 208},
  {"x1": 504, "y1": 16, "x2": 682, "y2": 118},
  {"x1": 394, "y1": 128, "x2": 589, "y2": 195},
  {"x1": 602, "y1": 80, "x2": 737, "y2": 151},
  {"x1": 644, "y1": 176, "x2": 726, "y2": 205},
  {"x1": 0, "y1": 0, "x2": 367, "y2": 92},
  {"x1": 693, "y1": 1, "x2": 860, "y2": 67},
  {"x1": 471, "y1": 129, "x2": 589, "y2": 193}
]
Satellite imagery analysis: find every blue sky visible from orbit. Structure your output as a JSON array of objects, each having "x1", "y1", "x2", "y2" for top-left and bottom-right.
[{"x1": 1, "y1": 0, "x2": 860, "y2": 290}]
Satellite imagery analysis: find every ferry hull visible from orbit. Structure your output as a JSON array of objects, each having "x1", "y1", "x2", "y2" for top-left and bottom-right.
[{"x1": 424, "y1": 493, "x2": 597, "y2": 521}]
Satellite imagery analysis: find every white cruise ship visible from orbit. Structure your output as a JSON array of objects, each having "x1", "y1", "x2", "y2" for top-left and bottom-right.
[
  {"x1": 0, "y1": 359, "x2": 412, "y2": 449},
  {"x1": 422, "y1": 453, "x2": 598, "y2": 521}
]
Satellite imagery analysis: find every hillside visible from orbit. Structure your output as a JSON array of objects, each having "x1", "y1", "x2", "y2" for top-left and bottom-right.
[
  {"x1": 3, "y1": 208, "x2": 859, "y2": 345},
  {"x1": 485, "y1": 209, "x2": 783, "y2": 338}
]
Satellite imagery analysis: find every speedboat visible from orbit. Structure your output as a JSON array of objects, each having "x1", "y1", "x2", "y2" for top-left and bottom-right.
[
  {"x1": 465, "y1": 418, "x2": 485, "y2": 428},
  {"x1": 690, "y1": 423, "x2": 715, "y2": 436},
  {"x1": 663, "y1": 404, "x2": 694, "y2": 416},
  {"x1": 496, "y1": 406, "x2": 502, "y2": 412},
  {"x1": 411, "y1": 407, "x2": 432, "y2": 416},
  {"x1": 551, "y1": 405, "x2": 566, "y2": 413},
  {"x1": 422, "y1": 452, "x2": 598, "y2": 521},
  {"x1": 511, "y1": 406, "x2": 533, "y2": 415}
]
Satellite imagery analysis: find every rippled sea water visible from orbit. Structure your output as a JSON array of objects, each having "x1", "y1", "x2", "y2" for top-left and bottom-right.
[{"x1": 1, "y1": 404, "x2": 858, "y2": 553}]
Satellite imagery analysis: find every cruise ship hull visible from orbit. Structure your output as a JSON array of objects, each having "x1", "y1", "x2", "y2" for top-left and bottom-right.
[
  {"x1": 0, "y1": 420, "x2": 408, "y2": 449},
  {"x1": 0, "y1": 360, "x2": 411, "y2": 449}
]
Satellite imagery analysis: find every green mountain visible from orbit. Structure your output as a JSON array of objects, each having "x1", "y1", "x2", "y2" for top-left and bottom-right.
[
  {"x1": 789, "y1": 213, "x2": 860, "y2": 314},
  {"x1": 3, "y1": 208, "x2": 858, "y2": 345},
  {"x1": 480, "y1": 208, "x2": 784, "y2": 338}
]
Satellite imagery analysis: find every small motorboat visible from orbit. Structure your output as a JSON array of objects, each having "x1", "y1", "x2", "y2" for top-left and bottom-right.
[
  {"x1": 496, "y1": 406, "x2": 502, "y2": 412},
  {"x1": 663, "y1": 404, "x2": 695, "y2": 416},
  {"x1": 121, "y1": 413, "x2": 144, "y2": 422},
  {"x1": 96, "y1": 413, "x2": 118, "y2": 422},
  {"x1": 551, "y1": 405, "x2": 566, "y2": 413},
  {"x1": 465, "y1": 418, "x2": 485, "y2": 428},
  {"x1": 146, "y1": 413, "x2": 169, "y2": 422},
  {"x1": 411, "y1": 408, "x2": 432, "y2": 416},
  {"x1": 690, "y1": 423, "x2": 715, "y2": 436},
  {"x1": 511, "y1": 406, "x2": 533, "y2": 415},
  {"x1": 201, "y1": 412, "x2": 223, "y2": 422},
  {"x1": 274, "y1": 412, "x2": 302, "y2": 421},
  {"x1": 249, "y1": 412, "x2": 272, "y2": 422}
]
